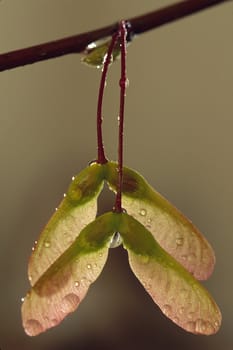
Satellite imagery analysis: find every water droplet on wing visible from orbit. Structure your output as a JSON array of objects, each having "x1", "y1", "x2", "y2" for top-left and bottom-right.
[
  {"x1": 74, "y1": 281, "x2": 80, "y2": 288},
  {"x1": 176, "y1": 237, "x2": 184, "y2": 246},
  {"x1": 89, "y1": 160, "x2": 97, "y2": 166},
  {"x1": 44, "y1": 241, "x2": 50, "y2": 248},
  {"x1": 139, "y1": 208, "x2": 147, "y2": 216}
]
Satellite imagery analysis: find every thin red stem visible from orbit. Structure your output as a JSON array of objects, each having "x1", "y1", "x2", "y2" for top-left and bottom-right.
[
  {"x1": 0, "y1": 0, "x2": 230, "y2": 72},
  {"x1": 96, "y1": 33, "x2": 119, "y2": 164},
  {"x1": 114, "y1": 21, "x2": 127, "y2": 213}
]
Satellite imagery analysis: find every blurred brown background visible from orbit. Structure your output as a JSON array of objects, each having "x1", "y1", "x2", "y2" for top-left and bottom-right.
[{"x1": 0, "y1": 1, "x2": 232, "y2": 349}]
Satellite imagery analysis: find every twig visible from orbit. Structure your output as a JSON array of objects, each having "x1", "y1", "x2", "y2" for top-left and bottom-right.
[
  {"x1": 96, "y1": 32, "x2": 119, "y2": 164},
  {"x1": 114, "y1": 21, "x2": 127, "y2": 213},
  {"x1": 0, "y1": 0, "x2": 231, "y2": 72}
]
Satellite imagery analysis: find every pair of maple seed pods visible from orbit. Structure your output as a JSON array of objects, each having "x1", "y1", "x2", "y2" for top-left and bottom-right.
[{"x1": 21, "y1": 22, "x2": 221, "y2": 336}]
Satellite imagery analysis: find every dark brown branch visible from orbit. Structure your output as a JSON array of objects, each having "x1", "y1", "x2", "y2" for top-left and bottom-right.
[{"x1": 0, "y1": 0, "x2": 231, "y2": 72}]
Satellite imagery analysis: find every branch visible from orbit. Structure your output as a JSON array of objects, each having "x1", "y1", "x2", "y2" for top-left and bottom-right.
[{"x1": 0, "y1": 0, "x2": 231, "y2": 72}]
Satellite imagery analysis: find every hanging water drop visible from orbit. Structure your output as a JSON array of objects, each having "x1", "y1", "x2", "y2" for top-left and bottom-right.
[{"x1": 109, "y1": 232, "x2": 122, "y2": 248}]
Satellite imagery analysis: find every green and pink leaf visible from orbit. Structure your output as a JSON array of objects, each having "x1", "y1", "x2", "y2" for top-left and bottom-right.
[
  {"x1": 22, "y1": 213, "x2": 116, "y2": 336},
  {"x1": 119, "y1": 213, "x2": 221, "y2": 335},
  {"x1": 105, "y1": 162, "x2": 215, "y2": 280},
  {"x1": 28, "y1": 163, "x2": 104, "y2": 285}
]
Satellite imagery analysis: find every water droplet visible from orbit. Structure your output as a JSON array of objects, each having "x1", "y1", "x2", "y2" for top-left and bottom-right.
[
  {"x1": 87, "y1": 42, "x2": 97, "y2": 50},
  {"x1": 87, "y1": 264, "x2": 92, "y2": 269},
  {"x1": 74, "y1": 281, "x2": 80, "y2": 288},
  {"x1": 214, "y1": 320, "x2": 220, "y2": 328},
  {"x1": 186, "y1": 321, "x2": 195, "y2": 332},
  {"x1": 61, "y1": 293, "x2": 80, "y2": 313},
  {"x1": 72, "y1": 176, "x2": 75, "y2": 180},
  {"x1": 139, "y1": 209, "x2": 147, "y2": 216},
  {"x1": 163, "y1": 304, "x2": 172, "y2": 317},
  {"x1": 63, "y1": 193, "x2": 67, "y2": 197},
  {"x1": 25, "y1": 319, "x2": 43, "y2": 336},
  {"x1": 146, "y1": 218, "x2": 152, "y2": 228},
  {"x1": 176, "y1": 237, "x2": 184, "y2": 246},
  {"x1": 44, "y1": 241, "x2": 50, "y2": 248},
  {"x1": 109, "y1": 232, "x2": 122, "y2": 248},
  {"x1": 89, "y1": 160, "x2": 97, "y2": 166},
  {"x1": 28, "y1": 275, "x2": 32, "y2": 282},
  {"x1": 21, "y1": 297, "x2": 25, "y2": 302},
  {"x1": 55, "y1": 207, "x2": 58, "y2": 211},
  {"x1": 32, "y1": 240, "x2": 38, "y2": 251}
]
